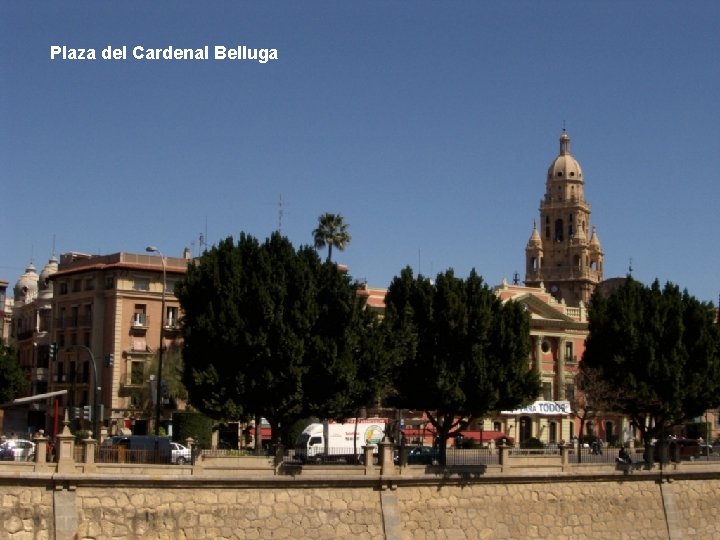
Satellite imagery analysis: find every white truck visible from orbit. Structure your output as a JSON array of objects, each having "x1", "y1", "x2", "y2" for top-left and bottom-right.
[{"x1": 294, "y1": 418, "x2": 387, "y2": 463}]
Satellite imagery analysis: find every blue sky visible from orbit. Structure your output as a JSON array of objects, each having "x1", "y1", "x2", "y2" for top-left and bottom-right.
[{"x1": 2, "y1": 1, "x2": 719, "y2": 303}]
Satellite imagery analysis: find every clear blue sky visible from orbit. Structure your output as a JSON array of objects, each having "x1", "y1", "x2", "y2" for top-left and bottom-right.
[{"x1": 2, "y1": 1, "x2": 719, "y2": 303}]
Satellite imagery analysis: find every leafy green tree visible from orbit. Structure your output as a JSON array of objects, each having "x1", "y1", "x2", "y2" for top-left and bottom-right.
[
  {"x1": 383, "y1": 267, "x2": 540, "y2": 464},
  {"x1": 176, "y1": 232, "x2": 388, "y2": 446},
  {"x1": 569, "y1": 365, "x2": 623, "y2": 461},
  {"x1": 0, "y1": 340, "x2": 26, "y2": 403},
  {"x1": 583, "y1": 277, "x2": 720, "y2": 447},
  {"x1": 312, "y1": 212, "x2": 351, "y2": 263}
]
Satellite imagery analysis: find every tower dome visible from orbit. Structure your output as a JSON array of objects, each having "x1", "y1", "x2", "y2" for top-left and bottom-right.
[
  {"x1": 38, "y1": 255, "x2": 59, "y2": 298},
  {"x1": 14, "y1": 262, "x2": 39, "y2": 306},
  {"x1": 526, "y1": 222, "x2": 542, "y2": 248},
  {"x1": 547, "y1": 130, "x2": 583, "y2": 180}
]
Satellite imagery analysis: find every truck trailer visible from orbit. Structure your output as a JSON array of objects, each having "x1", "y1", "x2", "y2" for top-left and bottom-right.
[{"x1": 294, "y1": 418, "x2": 387, "y2": 463}]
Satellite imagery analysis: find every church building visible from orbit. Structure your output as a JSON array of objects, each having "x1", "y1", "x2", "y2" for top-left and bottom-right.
[{"x1": 525, "y1": 130, "x2": 604, "y2": 307}]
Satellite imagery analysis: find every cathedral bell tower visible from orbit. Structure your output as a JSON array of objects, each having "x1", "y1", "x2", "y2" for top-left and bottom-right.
[{"x1": 525, "y1": 131, "x2": 604, "y2": 306}]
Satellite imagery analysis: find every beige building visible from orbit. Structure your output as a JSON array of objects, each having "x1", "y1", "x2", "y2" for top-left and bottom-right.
[
  {"x1": 48, "y1": 250, "x2": 189, "y2": 436},
  {"x1": 525, "y1": 130, "x2": 604, "y2": 307}
]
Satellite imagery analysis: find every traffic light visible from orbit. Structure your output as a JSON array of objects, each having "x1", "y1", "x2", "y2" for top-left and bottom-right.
[
  {"x1": 72, "y1": 407, "x2": 81, "y2": 420},
  {"x1": 82, "y1": 405, "x2": 92, "y2": 422},
  {"x1": 105, "y1": 353, "x2": 114, "y2": 367},
  {"x1": 49, "y1": 343, "x2": 57, "y2": 361}
]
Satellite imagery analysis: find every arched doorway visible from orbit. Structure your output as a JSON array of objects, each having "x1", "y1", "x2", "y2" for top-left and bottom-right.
[
  {"x1": 605, "y1": 421, "x2": 614, "y2": 444},
  {"x1": 519, "y1": 416, "x2": 532, "y2": 443},
  {"x1": 548, "y1": 422, "x2": 557, "y2": 444}
]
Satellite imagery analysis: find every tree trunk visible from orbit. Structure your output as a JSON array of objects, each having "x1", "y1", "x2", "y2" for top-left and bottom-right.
[{"x1": 254, "y1": 413, "x2": 263, "y2": 455}]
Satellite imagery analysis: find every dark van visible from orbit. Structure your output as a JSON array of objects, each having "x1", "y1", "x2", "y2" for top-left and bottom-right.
[{"x1": 99, "y1": 435, "x2": 171, "y2": 464}]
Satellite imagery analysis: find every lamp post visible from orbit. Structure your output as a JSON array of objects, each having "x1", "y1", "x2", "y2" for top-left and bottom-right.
[
  {"x1": 146, "y1": 246, "x2": 166, "y2": 436},
  {"x1": 67, "y1": 345, "x2": 100, "y2": 440}
]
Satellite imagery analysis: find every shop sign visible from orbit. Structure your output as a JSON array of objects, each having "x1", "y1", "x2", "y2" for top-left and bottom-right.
[{"x1": 501, "y1": 400, "x2": 572, "y2": 416}]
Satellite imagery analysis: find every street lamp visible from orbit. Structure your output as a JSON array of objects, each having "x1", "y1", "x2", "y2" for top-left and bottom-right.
[{"x1": 146, "y1": 245, "x2": 166, "y2": 436}]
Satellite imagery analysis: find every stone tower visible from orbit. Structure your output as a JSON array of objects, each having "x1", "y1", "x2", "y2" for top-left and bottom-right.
[{"x1": 525, "y1": 131, "x2": 604, "y2": 306}]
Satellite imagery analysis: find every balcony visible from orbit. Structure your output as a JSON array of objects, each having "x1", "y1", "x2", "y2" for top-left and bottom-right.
[
  {"x1": 131, "y1": 313, "x2": 149, "y2": 330},
  {"x1": 163, "y1": 318, "x2": 180, "y2": 333}
]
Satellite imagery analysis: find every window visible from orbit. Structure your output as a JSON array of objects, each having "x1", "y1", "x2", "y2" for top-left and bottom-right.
[
  {"x1": 565, "y1": 384, "x2": 575, "y2": 402},
  {"x1": 130, "y1": 361, "x2": 145, "y2": 385},
  {"x1": 59, "y1": 282, "x2": 68, "y2": 295},
  {"x1": 166, "y1": 306, "x2": 179, "y2": 328},
  {"x1": 105, "y1": 276, "x2": 115, "y2": 290},
  {"x1": 541, "y1": 340, "x2": 551, "y2": 354},
  {"x1": 132, "y1": 305, "x2": 147, "y2": 326},
  {"x1": 84, "y1": 304, "x2": 93, "y2": 326},
  {"x1": 71, "y1": 306, "x2": 79, "y2": 327},
  {"x1": 543, "y1": 382, "x2": 552, "y2": 401},
  {"x1": 565, "y1": 342, "x2": 574, "y2": 362},
  {"x1": 133, "y1": 278, "x2": 150, "y2": 291},
  {"x1": 72, "y1": 279, "x2": 81, "y2": 292},
  {"x1": 84, "y1": 278, "x2": 94, "y2": 291},
  {"x1": 493, "y1": 421, "x2": 502, "y2": 432}
]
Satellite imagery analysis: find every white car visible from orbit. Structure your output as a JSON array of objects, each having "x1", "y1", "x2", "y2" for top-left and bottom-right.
[
  {"x1": 0, "y1": 439, "x2": 36, "y2": 461},
  {"x1": 170, "y1": 442, "x2": 191, "y2": 465}
]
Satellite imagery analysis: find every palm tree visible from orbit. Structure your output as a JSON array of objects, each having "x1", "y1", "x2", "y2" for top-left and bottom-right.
[{"x1": 313, "y1": 212, "x2": 351, "y2": 263}]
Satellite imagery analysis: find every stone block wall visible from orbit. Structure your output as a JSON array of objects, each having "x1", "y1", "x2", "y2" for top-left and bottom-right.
[
  {"x1": 3, "y1": 474, "x2": 720, "y2": 539},
  {"x1": 74, "y1": 486, "x2": 384, "y2": 539}
]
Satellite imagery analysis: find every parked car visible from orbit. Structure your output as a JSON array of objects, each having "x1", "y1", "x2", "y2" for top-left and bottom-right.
[
  {"x1": 0, "y1": 439, "x2": 36, "y2": 461},
  {"x1": 170, "y1": 442, "x2": 191, "y2": 465},
  {"x1": 401, "y1": 445, "x2": 440, "y2": 465}
]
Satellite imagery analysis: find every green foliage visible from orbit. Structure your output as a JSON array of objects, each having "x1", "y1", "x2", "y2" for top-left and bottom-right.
[
  {"x1": 172, "y1": 412, "x2": 214, "y2": 447},
  {"x1": 521, "y1": 437, "x2": 545, "y2": 449},
  {"x1": 0, "y1": 340, "x2": 26, "y2": 403},
  {"x1": 583, "y1": 277, "x2": 720, "y2": 441},
  {"x1": 176, "y1": 232, "x2": 390, "y2": 445},
  {"x1": 382, "y1": 267, "x2": 540, "y2": 464},
  {"x1": 684, "y1": 422, "x2": 709, "y2": 441},
  {"x1": 312, "y1": 212, "x2": 351, "y2": 263}
]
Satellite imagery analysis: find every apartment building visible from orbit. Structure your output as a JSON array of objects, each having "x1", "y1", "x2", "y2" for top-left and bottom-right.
[{"x1": 48, "y1": 250, "x2": 189, "y2": 436}]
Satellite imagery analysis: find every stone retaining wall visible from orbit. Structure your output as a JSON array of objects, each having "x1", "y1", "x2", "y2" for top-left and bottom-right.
[{"x1": 3, "y1": 473, "x2": 720, "y2": 539}]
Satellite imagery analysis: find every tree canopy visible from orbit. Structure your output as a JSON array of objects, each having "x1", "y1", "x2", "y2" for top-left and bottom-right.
[
  {"x1": 382, "y1": 267, "x2": 540, "y2": 463},
  {"x1": 175, "y1": 232, "x2": 387, "y2": 445},
  {"x1": 312, "y1": 212, "x2": 351, "y2": 263},
  {"x1": 582, "y1": 277, "x2": 720, "y2": 441},
  {"x1": 0, "y1": 340, "x2": 25, "y2": 403}
]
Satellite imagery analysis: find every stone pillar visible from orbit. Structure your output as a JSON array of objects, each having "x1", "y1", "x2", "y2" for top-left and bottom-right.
[
  {"x1": 535, "y1": 335, "x2": 543, "y2": 374},
  {"x1": 33, "y1": 431, "x2": 50, "y2": 472},
  {"x1": 83, "y1": 438, "x2": 97, "y2": 462},
  {"x1": 560, "y1": 443, "x2": 570, "y2": 471},
  {"x1": 488, "y1": 438, "x2": 496, "y2": 456},
  {"x1": 56, "y1": 409, "x2": 76, "y2": 474},
  {"x1": 362, "y1": 445, "x2": 375, "y2": 475},
  {"x1": 379, "y1": 437, "x2": 394, "y2": 476},
  {"x1": 33, "y1": 431, "x2": 48, "y2": 464},
  {"x1": 499, "y1": 444, "x2": 511, "y2": 473}
]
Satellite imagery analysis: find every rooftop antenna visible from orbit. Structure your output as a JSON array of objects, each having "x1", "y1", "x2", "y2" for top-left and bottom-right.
[
  {"x1": 628, "y1": 257, "x2": 634, "y2": 276},
  {"x1": 513, "y1": 271, "x2": 520, "y2": 285},
  {"x1": 278, "y1": 194, "x2": 284, "y2": 233}
]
